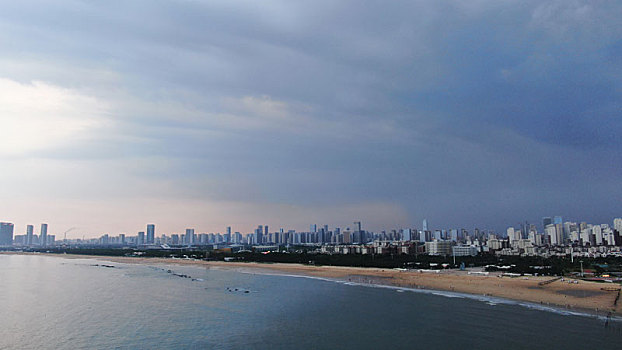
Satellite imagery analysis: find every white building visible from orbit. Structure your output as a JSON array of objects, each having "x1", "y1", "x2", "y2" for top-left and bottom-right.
[
  {"x1": 185, "y1": 228, "x2": 195, "y2": 245},
  {"x1": 452, "y1": 245, "x2": 478, "y2": 256},
  {"x1": 593, "y1": 225, "x2": 603, "y2": 245},
  {"x1": 425, "y1": 240, "x2": 452, "y2": 256},
  {"x1": 545, "y1": 224, "x2": 557, "y2": 245}
]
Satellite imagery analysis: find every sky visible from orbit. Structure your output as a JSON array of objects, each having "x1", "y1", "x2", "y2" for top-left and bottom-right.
[{"x1": 0, "y1": 0, "x2": 621, "y2": 238}]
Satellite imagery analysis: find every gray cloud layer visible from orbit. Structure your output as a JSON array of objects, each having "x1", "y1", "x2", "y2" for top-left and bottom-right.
[{"x1": 0, "y1": 0, "x2": 620, "y2": 236}]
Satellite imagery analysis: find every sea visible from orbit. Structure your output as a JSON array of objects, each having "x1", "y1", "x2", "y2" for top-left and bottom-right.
[{"x1": 0, "y1": 254, "x2": 620, "y2": 349}]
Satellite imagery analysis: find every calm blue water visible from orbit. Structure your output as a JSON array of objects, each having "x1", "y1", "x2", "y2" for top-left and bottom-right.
[{"x1": 0, "y1": 254, "x2": 619, "y2": 349}]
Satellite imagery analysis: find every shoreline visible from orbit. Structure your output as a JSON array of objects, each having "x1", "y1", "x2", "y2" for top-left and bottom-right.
[{"x1": 5, "y1": 252, "x2": 622, "y2": 318}]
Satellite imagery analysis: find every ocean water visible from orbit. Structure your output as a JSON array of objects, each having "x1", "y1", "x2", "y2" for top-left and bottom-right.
[{"x1": 0, "y1": 255, "x2": 620, "y2": 349}]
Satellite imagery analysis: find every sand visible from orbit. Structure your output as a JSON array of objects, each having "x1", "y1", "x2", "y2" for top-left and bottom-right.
[{"x1": 5, "y1": 252, "x2": 621, "y2": 316}]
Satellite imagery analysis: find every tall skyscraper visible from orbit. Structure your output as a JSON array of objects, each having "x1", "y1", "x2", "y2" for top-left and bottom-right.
[
  {"x1": 185, "y1": 228, "x2": 195, "y2": 245},
  {"x1": 310, "y1": 224, "x2": 317, "y2": 233},
  {"x1": 224, "y1": 227, "x2": 232, "y2": 243},
  {"x1": 353, "y1": 221, "x2": 362, "y2": 243},
  {"x1": 423, "y1": 219, "x2": 428, "y2": 232},
  {"x1": 545, "y1": 224, "x2": 560, "y2": 245},
  {"x1": 26, "y1": 224, "x2": 34, "y2": 246},
  {"x1": 255, "y1": 225, "x2": 263, "y2": 245},
  {"x1": 146, "y1": 224, "x2": 155, "y2": 244},
  {"x1": 40, "y1": 223, "x2": 48, "y2": 247},
  {"x1": 0, "y1": 222, "x2": 14, "y2": 246},
  {"x1": 553, "y1": 216, "x2": 563, "y2": 225},
  {"x1": 542, "y1": 217, "x2": 552, "y2": 230},
  {"x1": 402, "y1": 228, "x2": 411, "y2": 241},
  {"x1": 137, "y1": 231, "x2": 145, "y2": 245}
]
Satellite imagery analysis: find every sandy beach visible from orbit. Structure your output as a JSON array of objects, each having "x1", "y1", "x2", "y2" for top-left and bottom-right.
[{"x1": 6, "y1": 252, "x2": 621, "y2": 317}]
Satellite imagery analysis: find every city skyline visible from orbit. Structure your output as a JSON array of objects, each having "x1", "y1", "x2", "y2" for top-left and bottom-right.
[
  {"x1": 1, "y1": 1, "x2": 621, "y2": 235},
  {"x1": 2, "y1": 215, "x2": 621, "y2": 240},
  {"x1": 4, "y1": 216, "x2": 622, "y2": 259}
]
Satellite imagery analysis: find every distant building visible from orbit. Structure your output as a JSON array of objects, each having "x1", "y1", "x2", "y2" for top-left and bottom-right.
[
  {"x1": 542, "y1": 217, "x2": 552, "y2": 230},
  {"x1": 255, "y1": 225, "x2": 263, "y2": 245},
  {"x1": 488, "y1": 238, "x2": 502, "y2": 250},
  {"x1": 450, "y1": 229, "x2": 458, "y2": 242},
  {"x1": 507, "y1": 227, "x2": 521, "y2": 246},
  {"x1": 402, "y1": 228, "x2": 411, "y2": 241},
  {"x1": 147, "y1": 224, "x2": 155, "y2": 244},
  {"x1": 343, "y1": 230, "x2": 352, "y2": 244},
  {"x1": 545, "y1": 224, "x2": 557, "y2": 245},
  {"x1": 580, "y1": 228, "x2": 592, "y2": 246},
  {"x1": 137, "y1": 231, "x2": 145, "y2": 245},
  {"x1": 40, "y1": 223, "x2": 48, "y2": 247},
  {"x1": 452, "y1": 245, "x2": 478, "y2": 256},
  {"x1": 425, "y1": 240, "x2": 451, "y2": 256},
  {"x1": 185, "y1": 228, "x2": 195, "y2": 245},
  {"x1": 0, "y1": 222, "x2": 14, "y2": 246},
  {"x1": 26, "y1": 224, "x2": 34, "y2": 246},
  {"x1": 593, "y1": 225, "x2": 603, "y2": 246}
]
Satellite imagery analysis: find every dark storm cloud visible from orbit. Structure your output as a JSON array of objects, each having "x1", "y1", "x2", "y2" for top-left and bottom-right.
[{"x1": 1, "y1": 0, "x2": 620, "y2": 233}]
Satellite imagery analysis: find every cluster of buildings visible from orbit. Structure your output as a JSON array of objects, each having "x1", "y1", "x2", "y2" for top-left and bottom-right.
[
  {"x1": 2, "y1": 217, "x2": 622, "y2": 258},
  {"x1": 0, "y1": 223, "x2": 51, "y2": 247}
]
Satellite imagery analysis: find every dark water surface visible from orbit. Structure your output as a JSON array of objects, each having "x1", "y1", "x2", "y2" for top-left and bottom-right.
[{"x1": 0, "y1": 255, "x2": 619, "y2": 349}]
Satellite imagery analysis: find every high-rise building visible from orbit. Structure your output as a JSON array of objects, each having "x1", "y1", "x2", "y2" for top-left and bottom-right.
[
  {"x1": 507, "y1": 227, "x2": 521, "y2": 243},
  {"x1": 310, "y1": 224, "x2": 317, "y2": 233},
  {"x1": 137, "y1": 231, "x2": 145, "y2": 245},
  {"x1": 0, "y1": 222, "x2": 14, "y2": 246},
  {"x1": 580, "y1": 228, "x2": 592, "y2": 246},
  {"x1": 255, "y1": 225, "x2": 263, "y2": 245},
  {"x1": 450, "y1": 229, "x2": 458, "y2": 242},
  {"x1": 185, "y1": 228, "x2": 195, "y2": 245},
  {"x1": 146, "y1": 224, "x2": 155, "y2": 244},
  {"x1": 545, "y1": 224, "x2": 557, "y2": 245},
  {"x1": 593, "y1": 225, "x2": 603, "y2": 245},
  {"x1": 542, "y1": 217, "x2": 552, "y2": 230},
  {"x1": 353, "y1": 221, "x2": 362, "y2": 243},
  {"x1": 423, "y1": 219, "x2": 428, "y2": 232},
  {"x1": 40, "y1": 223, "x2": 48, "y2": 247},
  {"x1": 554, "y1": 223, "x2": 563, "y2": 245},
  {"x1": 233, "y1": 232, "x2": 242, "y2": 244},
  {"x1": 402, "y1": 228, "x2": 411, "y2": 241},
  {"x1": 26, "y1": 225, "x2": 34, "y2": 246}
]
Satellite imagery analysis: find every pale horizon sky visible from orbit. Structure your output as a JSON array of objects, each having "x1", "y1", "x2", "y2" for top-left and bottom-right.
[{"x1": 1, "y1": 1, "x2": 621, "y2": 239}]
